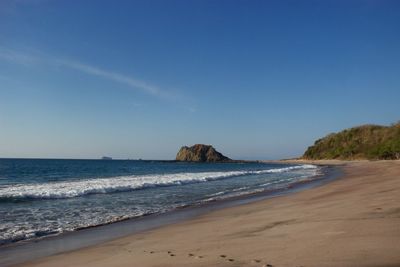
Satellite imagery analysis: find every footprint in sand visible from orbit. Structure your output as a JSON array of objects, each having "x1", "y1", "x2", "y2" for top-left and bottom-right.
[
  {"x1": 219, "y1": 255, "x2": 234, "y2": 262},
  {"x1": 167, "y1": 251, "x2": 175, "y2": 257},
  {"x1": 187, "y1": 253, "x2": 204, "y2": 259},
  {"x1": 251, "y1": 259, "x2": 261, "y2": 263}
]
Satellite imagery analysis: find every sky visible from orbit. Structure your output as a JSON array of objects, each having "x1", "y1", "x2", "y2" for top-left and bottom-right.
[{"x1": 0, "y1": 0, "x2": 399, "y2": 160}]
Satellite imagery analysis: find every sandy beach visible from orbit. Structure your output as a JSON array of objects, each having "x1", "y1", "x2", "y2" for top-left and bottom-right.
[{"x1": 16, "y1": 160, "x2": 400, "y2": 267}]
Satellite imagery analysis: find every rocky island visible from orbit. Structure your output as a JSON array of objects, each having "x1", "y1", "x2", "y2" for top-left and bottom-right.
[{"x1": 176, "y1": 144, "x2": 231, "y2": 162}]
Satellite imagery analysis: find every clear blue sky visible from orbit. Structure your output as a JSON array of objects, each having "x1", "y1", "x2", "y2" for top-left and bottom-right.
[{"x1": 0, "y1": 0, "x2": 399, "y2": 160}]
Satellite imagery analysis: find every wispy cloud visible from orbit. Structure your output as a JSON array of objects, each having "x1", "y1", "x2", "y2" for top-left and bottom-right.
[
  {"x1": 0, "y1": 0, "x2": 59, "y2": 16},
  {"x1": 55, "y1": 60, "x2": 168, "y2": 98},
  {"x1": 0, "y1": 47, "x2": 176, "y2": 100},
  {"x1": 0, "y1": 47, "x2": 39, "y2": 65}
]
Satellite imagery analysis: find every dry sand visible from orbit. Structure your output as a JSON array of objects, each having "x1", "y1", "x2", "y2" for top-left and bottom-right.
[{"x1": 17, "y1": 161, "x2": 400, "y2": 267}]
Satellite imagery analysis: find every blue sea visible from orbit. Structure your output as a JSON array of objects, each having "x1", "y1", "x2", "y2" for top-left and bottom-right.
[{"x1": 0, "y1": 159, "x2": 322, "y2": 245}]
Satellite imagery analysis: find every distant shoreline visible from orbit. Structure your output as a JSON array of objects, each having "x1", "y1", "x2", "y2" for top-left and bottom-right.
[{"x1": 0, "y1": 157, "x2": 263, "y2": 163}]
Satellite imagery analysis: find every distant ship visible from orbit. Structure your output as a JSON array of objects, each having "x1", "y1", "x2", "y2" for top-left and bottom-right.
[{"x1": 101, "y1": 156, "x2": 112, "y2": 160}]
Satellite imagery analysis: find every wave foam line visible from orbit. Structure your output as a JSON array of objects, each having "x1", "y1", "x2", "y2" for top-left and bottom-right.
[{"x1": 0, "y1": 165, "x2": 317, "y2": 200}]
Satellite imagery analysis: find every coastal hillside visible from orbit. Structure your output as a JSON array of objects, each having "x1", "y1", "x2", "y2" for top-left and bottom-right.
[
  {"x1": 303, "y1": 122, "x2": 400, "y2": 160},
  {"x1": 176, "y1": 144, "x2": 231, "y2": 162}
]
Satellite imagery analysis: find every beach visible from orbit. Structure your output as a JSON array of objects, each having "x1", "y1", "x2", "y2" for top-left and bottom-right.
[{"x1": 15, "y1": 160, "x2": 400, "y2": 267}]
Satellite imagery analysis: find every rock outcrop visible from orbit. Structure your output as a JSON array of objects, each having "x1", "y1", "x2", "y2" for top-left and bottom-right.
[{"x1": 176, "y1": 144, "x2": 231, "y2": 162}]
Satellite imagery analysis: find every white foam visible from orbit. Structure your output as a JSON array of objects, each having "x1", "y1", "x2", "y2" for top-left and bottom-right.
[{"x1": 0, "y1": 165, "x2": 317, "y2": 200}]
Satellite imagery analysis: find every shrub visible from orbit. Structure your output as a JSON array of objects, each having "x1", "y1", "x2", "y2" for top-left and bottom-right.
[{"x1": 303, "y1": 122, "x2": 400, "y2": 160}]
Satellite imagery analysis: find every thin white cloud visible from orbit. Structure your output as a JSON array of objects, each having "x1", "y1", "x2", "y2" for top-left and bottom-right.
[
  {"x1": 0, "y1": 47, "x2": 38, "y2": 65},
  {"x1": 0, "y1": 47, "x2": 176, "y2": 100},
  {"x1": 55, "y1": 59, "x2": 167, "y2": 98}
]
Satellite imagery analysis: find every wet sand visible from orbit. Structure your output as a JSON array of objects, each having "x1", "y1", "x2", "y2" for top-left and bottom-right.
[{"x1": 17, "y1": 160, "x2": 400, "y2": 267}]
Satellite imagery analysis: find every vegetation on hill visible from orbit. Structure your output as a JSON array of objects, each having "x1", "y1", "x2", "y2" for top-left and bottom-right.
[{"x1": 303, "y1": 122, "x2": 400, "y2": 160}]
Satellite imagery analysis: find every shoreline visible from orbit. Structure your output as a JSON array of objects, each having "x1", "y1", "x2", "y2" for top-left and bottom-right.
[
  {"x1": 0, "y1": 163, "x2": 339, "y2": 267},
  {"x1": 6, "y1": 160, "x2": 400, "y2": 267},
  {"x1": 0, "y1": 161, "x2": 314, "y2": 247}
]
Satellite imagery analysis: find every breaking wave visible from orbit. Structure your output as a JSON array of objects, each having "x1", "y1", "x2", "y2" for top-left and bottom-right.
[{"x1": 0, "y1": 165, "x2": 317, "y2": 200}]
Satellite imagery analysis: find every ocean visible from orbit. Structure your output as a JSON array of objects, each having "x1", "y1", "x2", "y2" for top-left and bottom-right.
[{"x1": 0, "y1": 158, "x2": 322, "y2": 245}]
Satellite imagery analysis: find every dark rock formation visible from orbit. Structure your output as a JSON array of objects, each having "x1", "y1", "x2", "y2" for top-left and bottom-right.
[{"x1": 176, "y1": 144, "x2": 231, "y2": 162}]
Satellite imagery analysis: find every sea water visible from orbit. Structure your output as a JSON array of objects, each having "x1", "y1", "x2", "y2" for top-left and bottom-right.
[{"x1": 0, "y1": 159, "x2": 322, "y2": 245}]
